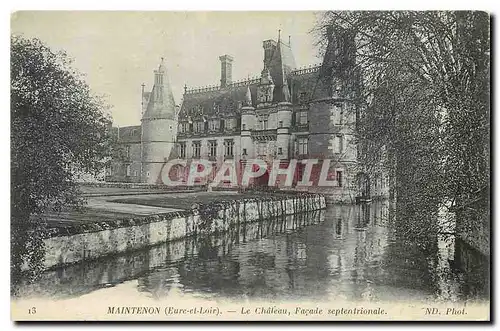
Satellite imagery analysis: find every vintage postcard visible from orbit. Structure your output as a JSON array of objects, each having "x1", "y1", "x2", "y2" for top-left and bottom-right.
[{"x1": 10, "y1": 11, "x2": 490, "y2": 321}]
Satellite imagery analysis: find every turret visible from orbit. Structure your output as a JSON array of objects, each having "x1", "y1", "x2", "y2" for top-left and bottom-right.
[
  {"x1": 141, "y1": 58, "x2": 178, "y2": 183},
  {"x1": 240, "y1": 86, "x2": 255, "y2": 159},
  {"x1": 276, "y1": 79, "x2": 292, "y2": 159}
]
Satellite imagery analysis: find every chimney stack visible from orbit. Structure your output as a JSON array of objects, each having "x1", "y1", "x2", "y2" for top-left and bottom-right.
[
  {"x1": 263, "y1": 39, "x2": 277, "y2": 67},
  {"x1": 219, "y1": 55, "x2": 234, "y2": 88}
]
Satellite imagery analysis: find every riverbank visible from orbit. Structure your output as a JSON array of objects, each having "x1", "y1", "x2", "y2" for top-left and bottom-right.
[{"x1": 28, "y1": 191, "x2": 326, "y2": 271}]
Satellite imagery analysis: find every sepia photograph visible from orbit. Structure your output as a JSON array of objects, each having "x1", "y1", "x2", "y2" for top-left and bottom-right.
[{"x1": 10, "y1": 10, "x2": 490, "y2": 321}]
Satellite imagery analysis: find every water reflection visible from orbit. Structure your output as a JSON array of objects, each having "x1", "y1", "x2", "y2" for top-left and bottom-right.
[{"x1": 16, "y1": 201, "x2": 488, "y2": 304}]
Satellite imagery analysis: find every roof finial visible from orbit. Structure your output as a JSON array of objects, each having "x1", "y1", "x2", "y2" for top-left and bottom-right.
[
  {"x1": 184, "y1": 83, "x2": 187, "y2": 93},
  {"x1": 158, "y1": 57, "x2": 165, "y2": 71},
  {"x1": 278, "y1": 29, "x2": 281, "y2": 42},
  {"x1": 288, "y1": 35, "x2": 291, "y2": 46},
  {"x1": 244, "y1": 85, "x2": 252, "y2": 106}
]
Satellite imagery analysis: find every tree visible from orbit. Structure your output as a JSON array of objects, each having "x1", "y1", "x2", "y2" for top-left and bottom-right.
[
  {"x1": 11, "y1": 36, "x2": 113, "y2": 290},
  {"x1": 314, "y1": 12, "x2": 490, "y2": 235}
]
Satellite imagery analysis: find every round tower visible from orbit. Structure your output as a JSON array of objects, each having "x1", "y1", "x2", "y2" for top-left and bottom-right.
[
  {"x1": 141, "y1": 58, "x2": 178, "y2": 184},
  {"x1": 240, "y1": 86, "x2": 255, "y2": 159}
]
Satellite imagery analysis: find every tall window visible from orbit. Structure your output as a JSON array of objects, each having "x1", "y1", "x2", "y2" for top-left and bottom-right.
[
  {"x1": 299, "y1": 111, "x2": 308, "y2": 125},
  {"x1": 224, "y1": 139, "x2": 234, "y2": 157},
  {"x1": 298, "y1": 137, "x2": 308, "y2": 155},
  {"x1": 336, "y1": 170, "x2": 343, "y2": 187},
  {"x1": 209, "y1": 140, "x2": 217, "y2": 157},
  {"x1": 259, "y1": 116, "x2": 268, "y2": 130},
  {"x1": 192, "y1": 141, "x2": 201, "y2": 158},
  {"x1": 126, "y1": 145, "x2": 131, "y2": 159},
  {"x1": 126, "y1": 164, "x2": 131, "y2": 176},
  {"x1": 335, "y1": 135, "x2": 344, "y2": 154},
  {"x1": 178, "y1": 142, "x2": 186, "y2": 158}
]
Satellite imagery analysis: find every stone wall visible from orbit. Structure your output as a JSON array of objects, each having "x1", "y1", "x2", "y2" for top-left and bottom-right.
[
  {"x1": 30, "y1": 194, "x2": 326, "y2": 271},
  {"x1": 17, "y1": 210, "x2": 325, "y2": 299}
]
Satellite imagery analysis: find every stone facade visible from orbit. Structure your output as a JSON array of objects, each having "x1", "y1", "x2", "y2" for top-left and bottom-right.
[{"x1": 107, "y1": 29, "x2": 388, "y2": 202}]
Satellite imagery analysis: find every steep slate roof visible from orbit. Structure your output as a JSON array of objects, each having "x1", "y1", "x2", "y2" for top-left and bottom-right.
[
  {"x1": 142, "y1": 59, "x2": 176, "y2": 121},
  {"x1": 178, "y1": 37, "x2": 329, "y2": 121},
  {"x1": 179, "y1": 83, "x2": 260, "y2": 121},
  {"x1": 113, "y1": 125, "x2": 141, "y2": 143},
  {"x1": 266, "y1": 40, "x2": 296, "y2": 102}
]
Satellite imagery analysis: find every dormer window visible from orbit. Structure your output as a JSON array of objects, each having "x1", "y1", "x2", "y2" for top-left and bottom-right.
[
  {"x1": 225, "y1": 118, "x2": 236, "y2": 130},
  {"x1": 298, "y1": 92, "x2": 308, "y2": 104}
]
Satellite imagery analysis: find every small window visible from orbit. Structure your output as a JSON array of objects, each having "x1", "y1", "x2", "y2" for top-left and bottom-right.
[
  {"x1": 194, "y1": 122, "x2": 204, "y2": 133},
  {"x1": 335, "y1": 135, "x2": 344, "y2": 154},
  {"x1": 299, "y1": 92, "x2": 308, "y2": 103},
  {"x1": 242, "y1": 123, "x2": 246, "y2": 130},
  {"x1": 209, "y1": 119, "x2": 219, "y2": 131},
  {"x1": 259, "y1": 116, "x2": 269, "y2": 130},
  {"x1": 147, "y1": 171, "x2": 150, "y2": 178},
  {"x1": 336, "y1": 171, "x2": 343, "y2": 187},
  {"x1": 299, "y1": 111, "x2": 308, "y2": 125},
  {"x1": 225, "y1": 118, "x2": 235, "y2": 130},
  {"x1": 278, "y1": 147, "x2": 283, "y2": 155},
  {"x1": 126, "y1": 165, "x2": 131, "y2": 176},
  {"x1": 278, "y1": 121, "x2": 283, "y2": 128},
  {"x1": 242, "y1": 148, "x2": 247, "y2": 156},
  {"x1": 209, "y1": 140, "x2": 217, "y2": 157}
]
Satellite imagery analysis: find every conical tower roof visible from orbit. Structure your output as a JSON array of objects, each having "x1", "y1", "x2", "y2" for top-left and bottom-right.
[
  {"x1": 142, "y1": 58, "x2": 176, "y2": 120},
  {"x1": 244, "y1": 85, "x2": 253, "y2": 106}
]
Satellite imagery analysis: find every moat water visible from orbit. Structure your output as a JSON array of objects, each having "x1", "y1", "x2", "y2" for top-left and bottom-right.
[{"x1": 15, "y1": 201, "x2": 489, "y2": 304}]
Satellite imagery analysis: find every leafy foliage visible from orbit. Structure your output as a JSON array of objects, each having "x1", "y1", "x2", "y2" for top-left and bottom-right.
[
  {"x1": 315, "y1": 11, "x2": 489, "y2": 235},
  {"x1": 11, "y1": 36, "x2": 114, "y2": 291}
]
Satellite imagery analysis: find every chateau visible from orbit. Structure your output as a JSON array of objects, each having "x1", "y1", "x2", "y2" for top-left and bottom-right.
[{"x1": 107, "y1": 28, "x2": 389, "y2": 202}]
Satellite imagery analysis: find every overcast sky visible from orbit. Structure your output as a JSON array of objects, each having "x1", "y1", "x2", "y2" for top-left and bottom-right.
[{"x1": 11, "y1": 11, "x2": 323, "y2": 127}]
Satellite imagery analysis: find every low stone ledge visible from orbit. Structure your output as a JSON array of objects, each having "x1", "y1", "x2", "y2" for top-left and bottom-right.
[{"x1": 29, "y1": 193, "x2": 326, "y2": 271}]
